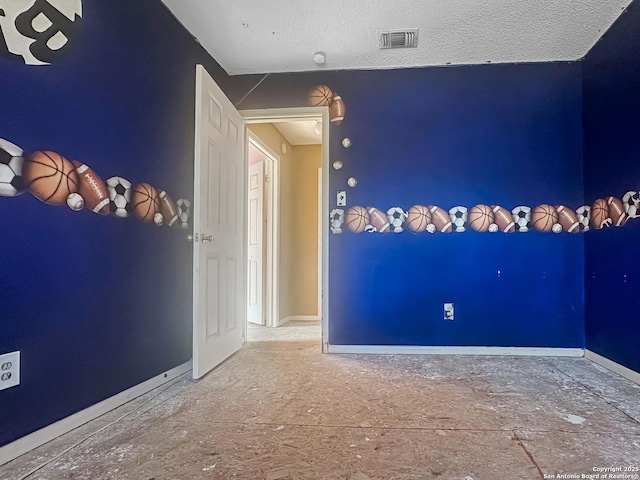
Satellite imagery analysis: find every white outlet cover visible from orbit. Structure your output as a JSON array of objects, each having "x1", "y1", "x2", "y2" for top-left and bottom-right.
[
  {"x1": 337, "y1": 191, "x2": 346, "y2": 207},
  {"x1": 0, "y1": 351, "x2": 20, "y2": 390}
]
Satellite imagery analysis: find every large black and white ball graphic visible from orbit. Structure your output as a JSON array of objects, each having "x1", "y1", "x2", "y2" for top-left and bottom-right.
[
  {"x1": 0, "y1": 138, "x2": 26, "y2": 197},
  {"x1": 0, "y1": 0, "x2": 82, "y2": 65},
  {"x1": 107, "y1": 176, "x2": 133, "y2": 218}
]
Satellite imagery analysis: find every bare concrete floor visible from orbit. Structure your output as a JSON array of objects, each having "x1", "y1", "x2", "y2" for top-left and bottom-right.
[{"x1": 2, "y1": 321, "x2": 639, "y2": 480}]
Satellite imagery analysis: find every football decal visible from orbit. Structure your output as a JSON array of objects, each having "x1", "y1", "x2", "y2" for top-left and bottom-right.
[
  {"x1": 23, "y1": 150, "x2": 78, "y2": 205},
  {"x1": 0, "y1": 0, "x2": 83, "y2": 65},
  {"x1": 531, "y1": 204, "x2": 559, "y2": 232},
  {"x1": 72, "y1": 160, "x2": 109, "y2": 214},
  {"x1": 368, "y1": 207, "x2": 390, "y2": 233},
  {"x1": 159, "y1": 190, "x2": 179, "y2": 227},
  {"x1": 176, "y1": 199, "x2": 191, "y2": 229},
  {"x1": 131, "y1": 183, "x2": 160, "y2": 223},
  {"x1": 330, "y1": 208, "x2": 344, "y2": 234},
  {"x1": 607, "y1": 196, "x2": 627, "y2": 226},
  {"x1": 406, "y1": 205, "x2": 431, "y2": 233},
  {"x1": 449, "y1": 206, "x2": 468, "y2": 233},
  {"x1": 492, "y1": 205, "x2": 515, "y2": 233},
  {"x1": 387, "y1": 207, "x2": 407, "y2": 233},
  {"x1": 0, "y1": 138, "x2": 26, "y2": 197},
  {"x1": 330, "y1": 94, "x2": 346, "y2": 126},
  {"x1": 107, "y1": 176, "x2": 133, "y2": 218},
  {"x1": 429, "y1": 205, "x2": 452, "y2": 233},
  {"x1": 556, "y1": 205, "x2": 580, "y2": 233},
  {"x1": 511, "y1": 206, "x2": 532, "y2": 232}
]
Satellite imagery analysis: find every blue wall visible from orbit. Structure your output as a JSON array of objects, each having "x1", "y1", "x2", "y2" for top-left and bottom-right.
[
  {"x1": 583, "y1": 1, "x2": 640, "y2": 373},
  {"x1": 1, "y1": 0, "x2": 603, "y2": 449},
  {"x1": 0, "y1": 1, "x2": 231, "y2": 446},
  {"x1": 237, "y1": 64, "x2": 585, "y2": 347}
]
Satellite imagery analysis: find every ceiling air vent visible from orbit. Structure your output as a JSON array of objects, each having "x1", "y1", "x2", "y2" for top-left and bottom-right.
[{"x1": 378, "y1": 29, "x2": 419, "y2": 49}]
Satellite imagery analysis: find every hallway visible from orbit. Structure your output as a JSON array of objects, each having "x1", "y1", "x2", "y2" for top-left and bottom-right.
[{"x1": 2, "y1": 323, "x2": 639, "y2": 479}]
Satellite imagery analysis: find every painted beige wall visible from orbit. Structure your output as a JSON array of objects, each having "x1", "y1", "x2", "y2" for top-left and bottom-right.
[
  {"x1": 290, "y1": 144, "x2": 321, "y2": 316},
  {"x1": 247, "y1": 124, "x2": 321, "y2": 323}
]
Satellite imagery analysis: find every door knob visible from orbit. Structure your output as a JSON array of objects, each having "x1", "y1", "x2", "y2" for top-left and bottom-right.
[{"x1": 201, "y1": 234, "x2": 214, "y2": 244}]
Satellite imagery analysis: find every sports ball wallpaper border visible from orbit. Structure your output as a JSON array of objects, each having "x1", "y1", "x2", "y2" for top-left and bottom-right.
[
  {"x1": 309, "y1": 84, "x2": 639, "y2": 238},
  {"x1": 0, "y1": 137, "x2": 191, "y2": 229}
]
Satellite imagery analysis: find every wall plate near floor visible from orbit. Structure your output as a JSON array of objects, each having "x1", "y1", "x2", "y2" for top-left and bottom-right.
[{"x1": 0, "y1": 351, "x2": 20, "y2": 391}]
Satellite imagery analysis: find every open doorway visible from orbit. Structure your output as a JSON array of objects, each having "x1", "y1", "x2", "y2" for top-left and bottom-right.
[{"x1": 242, "y1": 108, "x2": 329, "y2": 348}]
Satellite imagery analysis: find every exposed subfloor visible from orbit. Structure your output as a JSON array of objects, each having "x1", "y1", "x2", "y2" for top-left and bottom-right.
[{"x1": 2, "y1": 321, "x2": 639, "y2": 480}]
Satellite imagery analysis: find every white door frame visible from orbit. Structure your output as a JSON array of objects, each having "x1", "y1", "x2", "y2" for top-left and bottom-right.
[
  {"x1": 241, "y1": 107, "x2": 330, "y2": 351},
  {"x1": 246, "y1": 132, "x2": 279, "y2": 330}
]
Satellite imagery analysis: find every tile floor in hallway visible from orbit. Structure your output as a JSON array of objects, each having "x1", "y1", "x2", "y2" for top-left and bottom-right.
[{"x1": 1, "y1": 320, "x2": 639, "y2": 480}]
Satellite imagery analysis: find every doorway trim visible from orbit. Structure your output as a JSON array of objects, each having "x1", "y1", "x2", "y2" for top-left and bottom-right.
[
  {"x1": 246, "y1": 131, "x2": 280, "y2": 330},
  {"x1": 241, "y1": 107, "x2": 330, "y2": 351}
]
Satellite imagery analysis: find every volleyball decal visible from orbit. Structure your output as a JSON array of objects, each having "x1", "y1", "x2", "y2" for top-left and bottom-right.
[
  {"x1": 0, "y1": 137, "x2": 189, "y2": 230},
  {"x1": 0, "y1": 0, "x2": 83, "y2": 65}
]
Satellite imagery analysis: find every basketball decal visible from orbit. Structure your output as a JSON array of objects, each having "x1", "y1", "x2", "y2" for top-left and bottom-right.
[
  {"x1": 131, "y1": 183, "x2": 160, "y2": 223},
  {"x1": 23, "y1": 150, "x2": 78, "y2": 205},
  {"x1": 531, "y1": 204, "x2": 559, "y2": 232},
  {"x1": 468, "y1": 205, "x2": 494, "y2": 232},
  {"x1": 0, "y1": 0, "x2": 83, "y2": 66},
  {"x1": 406, "y1": 205, "x2": 431, "y2": 233},
  {"x1": 308, "y1": 85, "x2": 333, "y2": 107},
  {"x1": 591, "y1": 199, "x2": 611, "y2": 229},
  {"x1": 345, "y1": 206, "x2": 370, "y2": 233}
]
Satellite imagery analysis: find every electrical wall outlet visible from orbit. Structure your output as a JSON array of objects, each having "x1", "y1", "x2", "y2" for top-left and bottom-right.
[
  {"x1": 0, "y1": 351, "x2": 20, "y2": 391},
  {"x1": 444, "y1": 303, "x2": 454, "y2": 320},
  {"x1": 337, "y1": 191, "x2": 346, "y2": 207}
]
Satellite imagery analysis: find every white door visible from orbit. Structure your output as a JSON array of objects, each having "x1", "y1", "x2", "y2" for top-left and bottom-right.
[
  {"x1": 247, "y1": 159, "x2": 264, "y2": 325},
  {"x1": 193, "y1": 64, "x2": 245, "y2": 379}
]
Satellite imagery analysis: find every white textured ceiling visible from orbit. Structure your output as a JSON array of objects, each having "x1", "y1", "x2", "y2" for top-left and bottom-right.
[
  {"x1": 274, "y1": 121, "x2": 322, "y2": 146},
  {"x1": 161, "y1": 0, "x2": 632, "y2": 75}
]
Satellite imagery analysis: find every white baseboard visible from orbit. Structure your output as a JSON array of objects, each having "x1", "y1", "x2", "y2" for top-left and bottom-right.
[
  {"x1": 0, "y1": 360, "x2": 192, "y2": 466},
  {"x1": 585, "y1": 350, "x2": 640, "y2": 386},
  {"x1": 326, "y1": 345, "x2": 585, "y2": 357},
  {"x1": 278, "y1": 315, "x2": 320, "y2": 326}
]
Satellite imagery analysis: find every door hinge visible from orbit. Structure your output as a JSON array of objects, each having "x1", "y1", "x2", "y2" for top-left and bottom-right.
[{"x1": 264, "y1": 175, "x2": 270, "y2": 183}]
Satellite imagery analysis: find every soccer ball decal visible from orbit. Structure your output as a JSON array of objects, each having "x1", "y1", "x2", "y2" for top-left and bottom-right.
[
  {"x1": 622, "y1": 191, "x2": 640, "y2": 219},
  {"x1": 0, "y1": 0, "x2": 83, "y2": 65},
  {"x1": 176, "y1": 198, "x2": 191, "y2": 229},
  {"x1": 512, "y1": 206, "x2": 532, "y2": 232},
  {"x1": 449, "y1": 206, "x2": 468, "y2": 233},
  {"x1": 106, "y1": 176, "x2": 133, "y2": 218},
  {"x1": 387, "y1": 207, "x2": 407, "y2": 233},
  {"x1": 576, "y1": 205, "x2": 591, "y2": 232},
  {"x1": 0, "y1": 138, "x2": 26, "y2": 197},
  {"x1": 330, "y1": 208, "x2": 344, "y2": 234}
]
